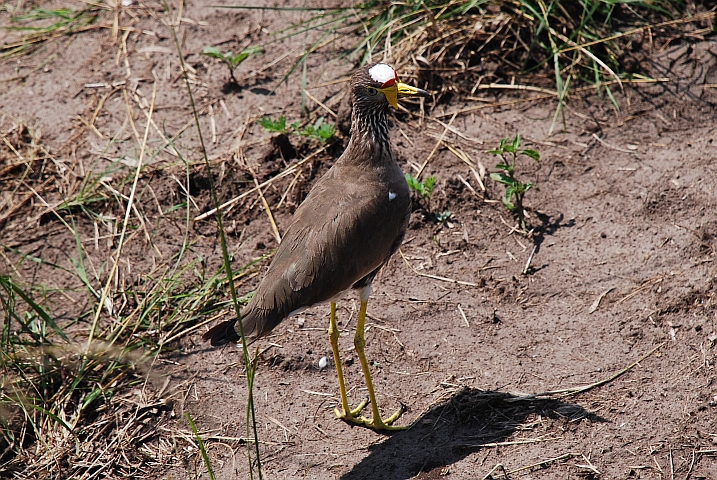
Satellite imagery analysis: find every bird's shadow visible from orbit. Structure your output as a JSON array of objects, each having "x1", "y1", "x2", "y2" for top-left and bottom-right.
[{"x1": 341, "y1": 387, "x2": 604, "y2": 480}]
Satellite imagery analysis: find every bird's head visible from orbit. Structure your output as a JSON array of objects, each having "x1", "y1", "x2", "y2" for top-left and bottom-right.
[{"x1": 351, "y1": 63, "x2": 429, "y2": 111}]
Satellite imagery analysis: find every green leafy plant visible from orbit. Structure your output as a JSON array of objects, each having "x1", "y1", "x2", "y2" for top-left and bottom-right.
[
  {"x1": 488, "y1": 134, "x2": 540, "y2": 232},
  {"x1": 435, "y1": 210, "x2": 451, "y2": 223},
  {"x1": 202, "y1": 45, "x2": 262, "y2": 83},
  {"x1": 257, "y1": 115, "x2": 289, "y2": 134},
  {"x1": 257, "y1": 115, "x2": 335, "y2": 144},
  {"x1": 297, "y1": 117, "x2": 335, "y2": 143},
  {"x1": 405, "y1": 174, "x2": 435, "y2": 203},
  {"x1": 405, "y1": 174, "x2": 451, "y2": 222}
]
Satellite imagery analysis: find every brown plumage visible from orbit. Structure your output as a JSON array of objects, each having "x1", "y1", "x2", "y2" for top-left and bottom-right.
[
  {"x1": 203, "y1": 63, "x2": 428, "y2": 430},
  {"x1": 204, "y1": 64, "x2": 425, "y2": 345}
]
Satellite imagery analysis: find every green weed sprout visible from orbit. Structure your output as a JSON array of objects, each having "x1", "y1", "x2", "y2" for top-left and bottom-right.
[
  {"x1": 257, "y1": 115, "x2": 335, "y2": 144},
  {"x1": 298, "y1": 117, "x2": 335, "y2": 143},
  {"x1": 405, "y1": 174, "x2": 435, "y2": 202},
  {"x1": 257, "y1": 115, "x2": 289, "y2": 134},
  {"x1": 488, "y1": 134, "x2": 540, "y2": 232},
  {"x1": 435, "y1": 210, "x2": 451, "y2": 223},
  {"x1": 404, "y1": 174, "x2": 450, "y2": 222},
  {"x1": 202, "y1": 45, "x2": 262, "y2": 83}
]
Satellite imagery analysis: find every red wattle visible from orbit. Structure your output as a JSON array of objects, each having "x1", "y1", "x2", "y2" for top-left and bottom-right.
[{"x1": 381, "y1": 78, "x2": 396, "y2": 88}]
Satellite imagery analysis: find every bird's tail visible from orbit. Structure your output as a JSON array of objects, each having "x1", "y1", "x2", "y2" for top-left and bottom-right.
[
  {"x1": 201, "y1": 320, "x2": 240, "y2": 346},
  {"x1": 202, "y1": 310, "x2": 265, "y2": 346}
]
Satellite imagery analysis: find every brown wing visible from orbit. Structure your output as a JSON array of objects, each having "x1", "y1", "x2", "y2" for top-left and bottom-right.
[{"x1": 239, "y1": 164, "x2": 410, "y2": 338}]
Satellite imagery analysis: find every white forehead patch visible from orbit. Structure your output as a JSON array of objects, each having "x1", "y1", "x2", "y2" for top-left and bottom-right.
[{"x1": 368, "y1": 64, "x2": 396, "y2": 84}]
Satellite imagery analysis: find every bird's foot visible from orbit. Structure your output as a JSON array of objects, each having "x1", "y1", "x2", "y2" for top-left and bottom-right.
[
  {"x1": 335, "y1": 401, "x2": 408, "y2": 431},
  {"x1": 365, "y1": 403, "x2": 408, "y2": 431},
  {"x1": 334, "y1": 397, "x2": 370, "y2": 425}
]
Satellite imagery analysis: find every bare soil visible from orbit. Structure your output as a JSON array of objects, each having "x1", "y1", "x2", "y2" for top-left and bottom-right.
[{"x1": 1, "y1": 1, "x2": 716, "y2": 479}]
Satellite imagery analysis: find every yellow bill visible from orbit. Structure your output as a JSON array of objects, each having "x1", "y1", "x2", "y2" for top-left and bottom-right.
[{"x1": 378, "y1": 82, "x2": 430, "y2": 109}]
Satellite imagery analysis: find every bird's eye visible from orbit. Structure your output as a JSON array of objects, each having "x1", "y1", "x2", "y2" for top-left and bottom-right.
[{"x1": 366, "y1": 87, "x2": 378, "y2": 96}]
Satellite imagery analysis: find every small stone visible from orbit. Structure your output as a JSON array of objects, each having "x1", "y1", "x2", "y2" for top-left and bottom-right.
[
  {"x1": 318, "y1": 356, "x2": 328, "y2": 370},
  {"x1": 344, "y1": 356, "x2": 354, "y2": 366}
]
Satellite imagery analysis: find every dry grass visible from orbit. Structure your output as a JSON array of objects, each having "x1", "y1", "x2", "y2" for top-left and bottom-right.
[
  {"x1": 0, "y1": 2, "x2": 105, "y2": 63},
  {"x1": 1, "y1": 6, "x2": 244, "y2": 474},
  {"x1": 0, "y1": 121, "x2": 256, "y2": 477},
  {"x1": 262, "y1": 1, "x2": 711, "y2": 93}
]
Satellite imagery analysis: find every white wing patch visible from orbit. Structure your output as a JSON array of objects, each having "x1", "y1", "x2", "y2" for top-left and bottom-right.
[
  {"x1": 369, "y1": 64, "x2": 396, "y2": 84},
  {"x1": 388, "y1": 191, "x2": 397, "y2": 201}
]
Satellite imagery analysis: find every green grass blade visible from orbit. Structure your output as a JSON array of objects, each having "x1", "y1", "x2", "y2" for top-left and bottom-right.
[
  {"x1": 27, "y1": 403, "x2": 75, "y2": 436},
  {"x1": 165, "y1": 1, "x2": 263, "y2": 476},
  {"x1": 214, "y1": 5, "x2": 348, "y2": 11},
  {"x1": 186, "y1": 413, "x2": 215, "y2": 480},
  {"x1": 0, "y1": 276, "x2": 69, "y2": 342},
  {"x1": 605, "y1": 84, "x2": 619, "y2": 111}
]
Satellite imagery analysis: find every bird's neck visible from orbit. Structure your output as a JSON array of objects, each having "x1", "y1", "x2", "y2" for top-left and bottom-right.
[{"x1": 344, "y1": 105, "x2": 392, "y2": 166}]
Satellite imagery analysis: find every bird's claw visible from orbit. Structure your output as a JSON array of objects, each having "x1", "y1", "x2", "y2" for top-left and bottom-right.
[{"x1": 335, "y1": 400, "x2": 408, "y2": 431}]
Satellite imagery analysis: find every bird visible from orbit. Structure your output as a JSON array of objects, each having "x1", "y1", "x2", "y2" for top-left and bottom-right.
[{"x1": 203, "y1": 63, "x2": 429, "y2": 431}]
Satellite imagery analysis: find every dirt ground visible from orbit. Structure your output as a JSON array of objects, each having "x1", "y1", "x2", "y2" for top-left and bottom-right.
[{"x1": 1, "y1": 1, "x2": 716, "y2": 479}]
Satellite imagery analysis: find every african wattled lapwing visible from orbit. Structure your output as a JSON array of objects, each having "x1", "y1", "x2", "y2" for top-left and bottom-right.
[{"x1": 204, "y1": 63, "x2": 428, "y2": 430}]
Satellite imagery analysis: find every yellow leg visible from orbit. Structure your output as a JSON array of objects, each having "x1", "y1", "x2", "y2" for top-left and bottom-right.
[
  {"x1": 352, "y1": 300, "x2": 407, "y2": 430},
  {"x1": 328, "y1": 302, "x2": 369, "y2": 422}
]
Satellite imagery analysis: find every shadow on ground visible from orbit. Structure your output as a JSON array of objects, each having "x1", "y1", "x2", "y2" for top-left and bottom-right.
[{"x1": 342, "y1": 387, "x2": 604, "y2": 480}]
